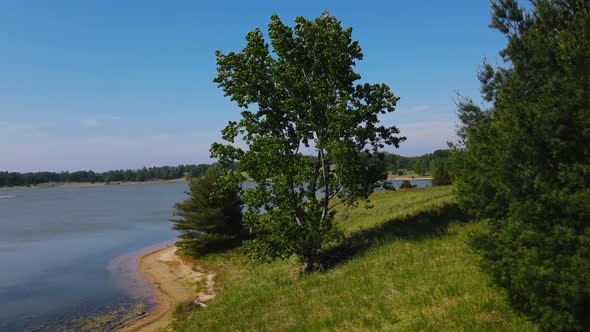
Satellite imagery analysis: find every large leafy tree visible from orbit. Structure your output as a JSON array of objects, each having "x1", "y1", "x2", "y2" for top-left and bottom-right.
[
  {"x1": 453, "y1": 1, "x2": 590, "y2": 329},
  {"x1": 211, "y1": 12, "x2": 404, "y2": 272}
]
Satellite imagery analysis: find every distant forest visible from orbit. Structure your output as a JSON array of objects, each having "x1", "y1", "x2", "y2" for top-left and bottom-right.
[
  {"x1": 0, "y1": 150, "x2": 450, "y2": 188},
  {"x1": 0, "y1": 164, "x2": 210, "y2": 187},
  {"x1": 384, "y1": 149, "x2": 450, "y2": 176}
]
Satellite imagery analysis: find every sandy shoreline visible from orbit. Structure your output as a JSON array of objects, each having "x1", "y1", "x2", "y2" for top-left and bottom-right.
[{"x1": 116, "y1": 244, "x2": 215, "y2": 332}]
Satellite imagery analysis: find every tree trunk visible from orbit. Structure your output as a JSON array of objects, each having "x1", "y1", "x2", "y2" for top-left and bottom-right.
[{"x1": 302, "y1": 254, "x2": 315, "y2": 274}]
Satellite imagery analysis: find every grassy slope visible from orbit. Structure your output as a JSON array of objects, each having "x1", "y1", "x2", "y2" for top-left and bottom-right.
[{"x1": 174, "y1": 186, "x2": 537, "y2": 331}]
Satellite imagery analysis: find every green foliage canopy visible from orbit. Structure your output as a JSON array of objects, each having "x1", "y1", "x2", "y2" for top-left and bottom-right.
[
  {"x1": 211, "y1": 12, "x2": 404, "y2": 272},
  {"x1": 431, "y1": 161, "x2": 453, "y2": 186},
  {"x1": 453, "y1": 1, "x2": 590, "y2": 330},
  {"x1": 383, "y1": 149, "x2": 450, "y2": 176},
  {"x1": 398, "y1": 180, "x2": 416, "y2": 189},
  {"x1": 170, "y1": 165, "x2": 242, "y2": 256}
]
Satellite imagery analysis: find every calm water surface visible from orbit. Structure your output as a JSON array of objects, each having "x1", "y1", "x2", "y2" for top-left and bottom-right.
[
  {"x1": 389, "y1": 179, "x2": 431, "y2": 189},
  {"x1": 0, "y1": 182, "x2": 187, "y2": 331},
  {"x1": 0, "y1": 179, "x2": 430, "y2": 331}
]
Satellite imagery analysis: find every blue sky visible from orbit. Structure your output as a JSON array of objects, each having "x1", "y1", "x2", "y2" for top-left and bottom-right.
[{"x1": 0, "y1": 1, "x2": 507, "y2": 172}]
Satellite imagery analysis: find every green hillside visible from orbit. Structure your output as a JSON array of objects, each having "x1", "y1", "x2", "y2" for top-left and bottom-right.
[{"x1": 173, "y1": 186, "x2": 537, "y2": 331}]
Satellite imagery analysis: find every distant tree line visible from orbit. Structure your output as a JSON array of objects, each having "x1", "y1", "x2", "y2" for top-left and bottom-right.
[
  {"x1": 0, "y1": 164, "x2": 211, "y2": 187},
  {"x1": 0, "y1": 151, "x2": 452, "y2": 189},
  {"x1": 380, "y1": 149, "x2": 454, "y2": 186},
  {"x1": 383, "y1": 149, "x2": 451, "y2": 176}
]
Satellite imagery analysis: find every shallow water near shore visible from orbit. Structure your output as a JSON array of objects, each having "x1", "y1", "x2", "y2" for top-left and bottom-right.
[{"x1": 0, "y1": 182, "x2": 187, "y2": 331}]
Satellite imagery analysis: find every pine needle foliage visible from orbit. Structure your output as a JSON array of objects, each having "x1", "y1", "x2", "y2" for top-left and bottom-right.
[
  {"x1": 453, "y1": 1, "x2": 590, "y2": 330},
  {"x1": 171, "y1": 165, "x2": 242, "y2": 256}
]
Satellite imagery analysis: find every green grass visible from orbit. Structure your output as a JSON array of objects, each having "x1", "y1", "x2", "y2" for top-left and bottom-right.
[
  {"x1": 173, "y1": 186, "x2": 537, "y2": 331},
  {"x1": 336, "y1": 186, "x2": 453, "y2": 234}
]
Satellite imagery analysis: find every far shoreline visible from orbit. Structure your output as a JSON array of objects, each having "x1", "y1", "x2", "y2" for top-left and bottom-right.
[
  {"x1": 0, "y1": 178, "x2": 188, "y2": 191},
  {"x1": 386, "y1": 175, "x2": 432, "y2": 181},
  {"x1": 1, "y1": 176, "x2": 432, "y2": 191}
]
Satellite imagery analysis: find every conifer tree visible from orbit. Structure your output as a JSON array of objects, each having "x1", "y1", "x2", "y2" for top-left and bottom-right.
[
  {"x1": 170, "y1": 165, "x2": 242, "y2": 255},
  {"x1": 454, "y1": 1, "x2": 590, "y2": 329}
]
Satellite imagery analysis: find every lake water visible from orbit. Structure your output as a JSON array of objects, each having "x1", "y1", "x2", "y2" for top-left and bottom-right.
[
  {"x1": 0, "y1": 179, "x2": 430, "y2": 331},
  {"x1": 0, "y1": 182, "x2": 187, "y2": 331},
  {"x1": 388, "y1": 179, "x2": 431, "y2": 189}
]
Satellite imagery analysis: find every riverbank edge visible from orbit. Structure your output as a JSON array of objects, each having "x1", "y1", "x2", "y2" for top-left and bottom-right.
[
  {"x1": 115, "y1": 243, "x2": 215, "y2": 332},
  {"x1": 115, "y1": 243, "x2": 179, "y2": 332}
]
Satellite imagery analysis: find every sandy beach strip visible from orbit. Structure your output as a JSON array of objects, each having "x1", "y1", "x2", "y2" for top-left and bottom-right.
[{"x1": 117, "y1": 244, "x2": 215, "y2": 332}]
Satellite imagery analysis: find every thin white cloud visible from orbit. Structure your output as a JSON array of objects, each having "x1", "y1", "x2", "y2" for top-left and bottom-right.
[
  {"x1": 80, "y1": 115, "x2": 121, "y2": 128},
  {"x1": 411, "y1": 105, "x2": 431, "y2": 112},
  {"x1": 397, "y1": 104, "x2": 432, "y2": 113},
  {"x1": 392, "y1": 120, "x2": 457, "y2": 156},
  {"x1": 0, "y1": 133, "x2": 215, "y2": 172},
  {"x1": 0, "y1": 120, "x2": 56, "y2": 133},
  {"x1": 81, "y1": 119, "x2": 101, "y2": 127},
  {"x1": 0, "y1": 115, "x2": 458, "y2": 172}
]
